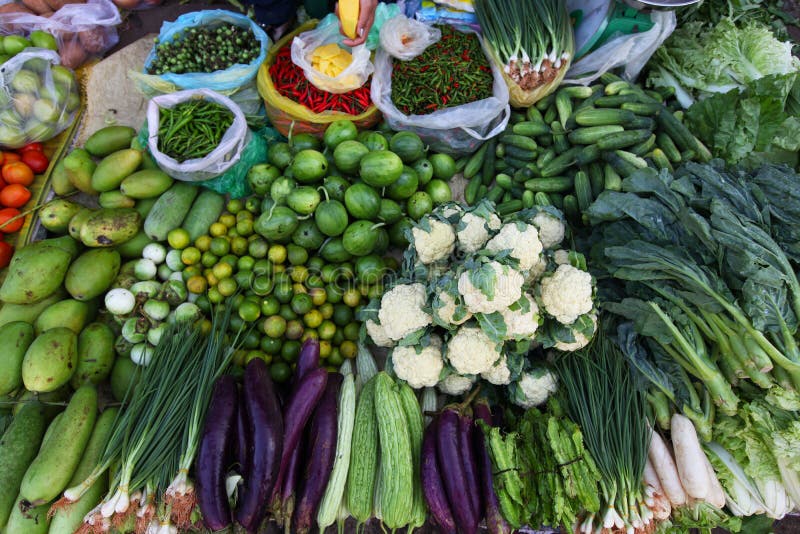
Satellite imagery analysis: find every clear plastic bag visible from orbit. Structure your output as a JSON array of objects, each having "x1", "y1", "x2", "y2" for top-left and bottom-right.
[
  {"x1": 0, "y1": 0, "x2": 121, "y2": 69},
  {"x1": 433, "y1": 0, "x2": 474, "y2": 12},
  {"x1": 146, "y1": 89, "x2": 249, "y2": 183},
  {"x1": 291, "y1": 18, "x2": 373, "y2": 94},
  {"x1": 564, "y1": 11, "x2": 676, "y2": 85},
  {"x1": 130, "y1": 10, "x2": 270, "y2": 115},
  {"x1": 379, "y1": 14, "x2": 441, "y2": 61},
  {"x1": 371, "y1": 30, "x2": 510, "y2": 156},
  {"x1": 0, "y1": 48, "x2": 79, "y2": 148}
]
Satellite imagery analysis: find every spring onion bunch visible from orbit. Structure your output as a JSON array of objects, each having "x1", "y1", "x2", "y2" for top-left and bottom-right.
[
  {"x1": 59, "y1": 308, "x2": 242, "y2": 534},
  {"x1": 474, "y1": 0, "x2": 574, "y2": 91},
  {"x1": 556, "y1": 328, "x2": 653, "y2": 533}
]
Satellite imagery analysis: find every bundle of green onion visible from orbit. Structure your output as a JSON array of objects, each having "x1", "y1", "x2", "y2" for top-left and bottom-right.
[{"x1": 474, "y1": 0, "x2": 574, "y2": 91}]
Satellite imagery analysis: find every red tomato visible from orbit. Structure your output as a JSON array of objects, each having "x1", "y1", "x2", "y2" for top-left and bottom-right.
[
  {"x1": 1, "y1": 152, "x2": 20, "y2": 164},
  {"x1": 19, "y1": 142, "x2": 43, "y2": 153},
  {"x1": 2, "y1": 162, "x2": 34, "y2": 186},
  {"x1": 0, "y1": 177, "x2": 6, "y2": 190},
  {"x1": 21, "y1": 151, "x2": 48, "y2": 174},
  {"x1": 0, "y1": 208, "x2": 23, "y2": 234},
  {"x1": 0, "y1": 184, "x2": 31, "y2": 208},
  {"x1": 0, "y1": 241, "x2": 12, "y2": 268}
]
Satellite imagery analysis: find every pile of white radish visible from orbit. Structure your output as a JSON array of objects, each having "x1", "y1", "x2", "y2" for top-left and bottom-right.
[{"x1": 645, "y1": 414, "x2": 726, "y2": 518}]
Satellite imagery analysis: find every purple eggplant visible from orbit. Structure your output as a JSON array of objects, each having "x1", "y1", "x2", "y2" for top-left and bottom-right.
[
  {"x1": 293, "y1": 373, "x2": 342, "y2": 534},
  {"x1": 422, "y1": 417, "x2": 457, "y2": 534},
  {"x1": 196, "y1": 375, "x2": 237, "y2": 531},
  {"x1": 269, "y1": 367, "x2": 329, "y2": 513},
  {"x1": 459, "y1": 413, "x2": 482, "y2": 522},
  {"x1": 473, "y1": 400, "x2": 512, "y2": 534},
  {"x1": 292, "y1": 339, "x2": 320, "y2": 386},
  {"x1": 235, "y1": 359, "x2": 283, "y2": 533},
  {"x1": 437, "y1": 407, "x2": 480, "y2": 534},
  {"x1": 235, "y1": 387, "x2": 250, "y2": 474}
]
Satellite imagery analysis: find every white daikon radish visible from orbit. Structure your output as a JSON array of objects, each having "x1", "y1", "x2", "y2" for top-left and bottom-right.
[
  {"x1": 702, "y1": 452, "x2": 726, "y2": 508},
  {"x1": 671, "y1": 414, "x2": 712, "y2": 500},
  {"x1": 648, "y1": 430, "x2": 687, "y2": 506}
]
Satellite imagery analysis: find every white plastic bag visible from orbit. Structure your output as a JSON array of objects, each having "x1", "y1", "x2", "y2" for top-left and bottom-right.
[
  {"x1": 147, "y1": 89, "x2": 249, "y2": 183},
  {"x1": 0, "y1": 0, "x2": 121, "y2": 69},
  {"x1": 371, "y1": 30, "x2": 510, "y2": 156},
  {"x1": 379, "y1": 15, "x2": 441, "y2": 61},
  {"x1": 565, "y1": 10, "x2": 676, "y2": 85},
  {"x1": 0, "y1": 48, "x2": 79, "y2": 148},
  {"x1": 433, "y1": 0, "x2": 474, "y2": 12},
  {"x1": 291, "y1": 22, "x2": 373, "y2": 94}
]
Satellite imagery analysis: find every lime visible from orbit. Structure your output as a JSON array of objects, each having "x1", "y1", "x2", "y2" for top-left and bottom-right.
[
  {"x1": 207, "y1": 286, "x2": 223, "y2": 304},
  {"x1": 326, "y1": 284, "x2": 344, "y2": 304},
  {"x1": 286, "y1": 244, "x2": 308, "y2": 266},
  {"x1": 253, "y1": 259, "x2": 272, "y2": 275},
  {"x1": 234, "y1": 270, "x2": 253, "y2": 290},
  {"x1": 209, "y1": 237, "x2": 230, "y2": 257},
  {"x1": 209, "y1": 222, "x2": 227, "y2": 237},
  {"x1": 261, "y1": 336, "x2": 282, "y2": 354},
  {"x1": 212, "y1": 262, "x2": 233, "y2": 280},
  {"x1": 319, "y1": 320, "x2": 337, "y2": 340},
  {"x1": 238, "y1": 256, "x2": 256, "y2": 272},
  {"x1": 306, "y1": 274, "x2": 324, "y2": 289},
  {"x1": 319, "y1": 340, "x2": 333, "y2": 358},
  {"x1": 181, "y1": 246, "x2": 201, "y2": 266},
  {"x1": 268, "y1": 244, "x2": 287, "y2": 264},
  {"x1": 280, "y1": 304, "x2": 298, "y2": 321},
  {"x1": 217, "y1": 278, "x2": 238, "y2": 297},
  {"x1": 261, "y1": 295, "x2": 280, "y2": 316},
  {"x1": 242, "y1": 330, "x2": 261, "y2": 349},
  {"x1": 343, "y1": 322, "x2": 360, "y2": 341},
  {"x1": 219, "y1": 213, "x2": 236, "y2": 227},
  {"x1": 291, "y1": 293, "x2": 314, "y2": 315},
  {"x1": 407, "y1": 191, "x2": 434, "y2": 220},
  {"x1": 289, "y1": 265, "x2": 309, "y2": 283},
  {"x1": 332, "y1": 329, "x2": 345, "y2": 346},
  {"x1": 186, "y1": 275, "x2": 207, "y2": 294},
  {"x1": 270, "y1": 361, "x2": 292, "y2": 383},
  {"x1": 274, "y1": 282, "x2": 293, "y2": 303},
  {"x1": 343, "y1": 288, "x2": 361, "y2": 307},
  {"x1": 321, "y1": 264, "x2": 338, "y2": 283},
  {"x1": 319, "y1": 302, "x2": 334, "y2": 319},
  {"x1": 201, "y1": 251, "x2": 219, "y2": 268},
  {"x1": 195, "y1": 235, "x2": 212, "y2": 252},
  {"x1": 286, "y1": 320, "x2": 304, "y2": 340},
  {"x1": 304, "y1": 309, "x2": 323, "y2": 329},
  {"x1": 236, "y1": 220, "x2": 254, "y2": 237},
  {"x1": 281, "y1": 339, "x2": 302, "y2": 363},
  {"x1": 308, "y1": 287, "x2": 327, "y2": 306},
  {"x1": 301, "y1": 330, "x2": 319, "y2": 342},
  {"x1": 227, "y1": 199, "x2": 244, "y2": 214},
  {"x1": 167, "y1": 228, "x2": 191, "y2": 250},
  {"x1": 332, "y1": 304, "x2": 354, "y2": 327},
  {"x1": 264, "y1": 315, "x2": 287, "y2": 338},
  {"x1": 340, "y1": 340, "x2": 358, "y2": 359},
  {"x1": 328, "y1": 348, "x2": 344, "y2": 366}
]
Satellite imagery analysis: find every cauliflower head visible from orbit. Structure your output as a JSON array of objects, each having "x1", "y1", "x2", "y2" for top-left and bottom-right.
[
  {"x1": 481, "y1": 355, "x2": 511, "y2": 385},
  {"x1": 510, "y1": 367, "x2": 558, "y2": 408},
  {"x1": 458, "y1": 260, "x2": 524, "y2": 314},
  {"x1": 554, "y1": 313, "x2": 597, "y2": 352},
  {"x1": 445, "y1": 326, "x2": 501, "y2": 375},
  {"x1": 553, "y1": 249, "x2": 570, "y2": 265},
  {"x1": 500, "y1": 293, "x2": 540, "y2": 340},
  {"x1": 412, "y1": 218, "x2": 456, "y2": 264},
  {"x1": 533, "y1": 211, "x2": 566, "y2": 249},
  {"x1": 438, "y1": 373, "x2": 475, "y2": 396},
  {"x1": 378, "y1": 283, "x2": 433, "y2": 341},
  {"x1": 392, "y1": 336, "x2": 444, "y2": 389},
  {"x1": 540, "y1": 264, "x2": 594, "y2": 324},
  {"x1": 366, "y1": 319, "x2": 394, "y2": 348},
  {"x1": 456, "y1": 211, "x2": 502, "y2": 253},
  {"x1": 485, "y1": 222, "x2": 543, "y2": 271},
  {"x1": 525, "y1": 255, "x2": 548, "y2": 284},
  {"x1": 432, "y1": 287, "x2": 472, "y2": 327}
]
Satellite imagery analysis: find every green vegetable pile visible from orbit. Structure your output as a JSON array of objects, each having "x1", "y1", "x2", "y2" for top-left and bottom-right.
[{"x1": 147, "y1": 23, "x2": 260, "y2": 75}]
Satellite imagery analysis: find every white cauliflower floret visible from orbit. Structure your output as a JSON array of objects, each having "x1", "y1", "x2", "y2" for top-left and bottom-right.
[
  {"x1": 445, "y1": 326, "x2": 501, "y2": 375},
  {"x1": 554, "y1": 313, "x2": 597, "y2": 352},
  {"x1": 366, "y1": 319, "x2": 394, "y2": 348},
  {"x1": 458, "y1": 261, "x2": 524, "y2": 314},
  {"x1": 378, "y1": 283, "x2": 432, "y2": 341},
  {"x1": 485, "y1": 222, "x2": 543, "y2": 271},
  {"x1": 540, "y1": 264, "x2": 593, "y2": 324},
  {"x1": 500, "y1": 293, "x2": 539, "y2": 340},
  {"x1": 433, "y1": 289, "x2": 472, "y2": 326},
  {"x1": 438, "y1": 374, "x2": 475, "y2": 396},
  {"x1": 457, "y1": 212, "x2": 494, "y2": 253},
  {"x1": 441, "y1": 204, "x2": 463, "y2": 219},
  {"x1": 412, "y1": 219, "x2": 456, "y2": 264},
  {"x1": 533, "y1": 211, "x2": 566, "y2": 249},
  {"x1": 392, "y1": 336, "x2": 444, "y2": 389},
  {"x1": 481, "y1": 356, "x2": 511, "y2": 385},
  {"x1": 511, "y1": 368, "x2": 558, "y2": 408},
  {"x1": 487, "y1": 213, "x2": 502, "y2": 231},
  {"x1": 553, "y1": 249, "x2": 570, "y2": 265},
  {"x1": 526, "y1": 255, "x2": 548, "y2": 284}
]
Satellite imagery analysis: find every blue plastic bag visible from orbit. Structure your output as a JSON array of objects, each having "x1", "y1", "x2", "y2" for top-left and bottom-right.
[{"x1": 130, "y1": 10, "x2": 270, "y2": 114}]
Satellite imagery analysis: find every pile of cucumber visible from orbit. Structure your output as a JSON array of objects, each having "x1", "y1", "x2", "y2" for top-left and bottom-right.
[{"x1": 463, "y1": 72, "x2": 712, "y2": 225}]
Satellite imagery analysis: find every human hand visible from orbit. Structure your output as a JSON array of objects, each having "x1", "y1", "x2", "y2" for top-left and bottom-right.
[{"x1": 335, "y1": 0, "x2": 379, "y2": 47}]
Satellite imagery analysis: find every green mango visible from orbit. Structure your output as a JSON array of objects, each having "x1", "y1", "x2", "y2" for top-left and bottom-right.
[
  {"x1": 50, "y1": 160, "x2": 76, "y2": 196},
  {"x1": 80, "y1": 208, "x2": 141, "y2": 248},
  {"x1": 109, "y1": 357, "x2": 140, "y2": 403},
  {"x1": 65, "y1": 248, "x2": 120, "y2": 300},
  {"x1": 0, "y1": 289, "x2": 67, "y2": 328},
  {"x1": 85, "y1": 126, "x2": 136, "y2": 157},
  {"x1": 11, "y1": 388, "x2": 69, "y2": 420},
  {"x1": 70, "y1": 323, "x2": 115, "y2": 387},
  {"x1": 120, "y1": 169, "x2": 173, "y2": 199},
  {"x1": 22, "y1": 327, "x2": 78, "y2": 393},
  {"x1": 29, "y1": 31, "x2": 57, "y2": 51},
  {"x1": 91, "y1": 149, "x2": 142, "y2": 192},
  {"x1": 98, "y1": 190, "x2": 136, "y2": 209},
  {"x1": 63, "y1": 148, "x2": 97, "y2": 195},
  {"x1": 0, "y1": 322, "x2": 35, "y2": 396},
  {"x1": 115, "y1": 230, "x2": 152, "y2": 259},
  {"x1": 68, "y1": 208, "x2": 95, "y2": 241},
  {"x1": 34, "y1": 299, "x2": 95, "y2": 335},
  {"x1": 0, "y1": 238, "x2": 79, "y2": 305},
  {"x1": 38, "y1": 199, "x2": 83, "y2": 234}
]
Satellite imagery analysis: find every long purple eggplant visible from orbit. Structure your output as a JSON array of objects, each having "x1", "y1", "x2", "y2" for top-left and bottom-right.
[
  {"x1": 473, "y1": 400, "x2": 512, "y2": 534},
  {"x1": 293, "y1": 373, "x2": 342, "y2": 534},
  {"x1": 422, "y1": 417, "x2": 457, "y2": 534},
  {"x1": 278, "y1": 338, "x2": 321, "y2": 524},
  {"x1": 196, "y1": 375, "x2": 237, "y2": 531},
  {"x1": 437, "y1": 407, "x2": 480, "y2": 534},
  {"x1": 235, "y1": 359, "x2": 284, "y2": 533},
  {"x1": 268, "y1": 367, "x2": 329, "y2": 513},
  {"x1": 235, "y1": 387, "x2": 250, "y2": 474},
  {"x1": 459, "y1": 413, "x2": 482, "y2": 521}
]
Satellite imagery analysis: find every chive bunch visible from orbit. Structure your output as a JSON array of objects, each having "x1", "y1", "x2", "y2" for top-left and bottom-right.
[
  {"x1": 157, "y1": 100, "x2": 234, "y2": 162},
  {"x1": 147, "y1": 23, "x2": 260, "y2": 75}
]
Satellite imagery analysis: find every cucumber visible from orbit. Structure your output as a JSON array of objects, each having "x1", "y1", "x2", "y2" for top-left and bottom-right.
[
  {"x1": 555, "y1": 90, "x2": 572, "y2": 128},
  {"x1": 596, "y1": 130, "x2": 653, "y2": 151},
  {"x1": 588, "y1": 163, "x2": 605, "y2": 197},
  {"x1": 19, "y1": 386, "x2": 98, "y2": 506},
  {"x1": 182, "y1": 189, "x2": 226, "y2": 242},
  {"x1": 500, "y1": 134, "x2": 537, "y2": 152},
  {"x1": 504, "y1": 145, "x2": 537, "y2": 161},
  {"x1": 487, "y1": 185, "x2": 504, "y2": 203},
  {"x1": 522, "y1": 190, "x2": 535, "y2": 209},
  {"x1": 574, "y1": 108, "x2": 637, "y2": 127},
  {"x1": 526, "y1": 106, "x2": 544, "y2": 123},
  {"x1": 481, "y1": 138, "x2": 497, "y2": 186},
  {"x1": 574, "y1": 171, "x2": 593, "y2": 212},
  {"x1": 656, "y1": 108, "x2": 698, "y2": 152},
  {"x1": 540, "y1": 147, "x2": 582, "y2": 177},
  {"x1": 464, "y1": 142, "x2": 488, "y2": 179},
  {"x1": 595, "y1": 94, "x2": 642, "y2": 108},
  {"x1": 495, "y1": 174, "x2": 514, "y2": 190},
  {"x1": 621, "y1": 102, "x2": 663, "y2": 116},
  {"x1": 630, "y1": 134, "x2": 657, "y2": 157},
  {"x1": 534, "y1": 192, "x2": 551, "y2": 206},
  {"x1": 143, "y1": 182, "x2": 199, "y2": 241},
  {"x1": 48, "y1": 408, "x2": 118, "y2": 534},
  {"x1": 497, "y1": 199, "x2": 523, "y2": 216},
  {"x1": 465, "y1": 174, "x2": 482, "y2": 206},
  {"x1": 604, "y1": 80, "x2": 630, "y2": 95},
  {"x1": 651, "y1": 148, "x2": 674, "y2": 172},
  {"x1": 657, "y1": 133, "x2": 682, "y2": 163},
  {"x1": 0, "y1": 403, "x2": 47, "y2": 529},
  {"x1": 551, "y1": 122, "x2": 570, "y2": 154},
  {"x1": 568, "y1": 125, "x2": 625, "y2": 145},
  {"x1": 563, "y1": 194, "x2": 580, "y2": 222},
  {"x1": 603, "y1": 164, "x2": 623, "y2": 191},
  {"x1": 524, "y1": 176, "x2": 574, "y2": 193},
  {"x1": 575, "y1": 145, "x2": 601, "y2": 166}
]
